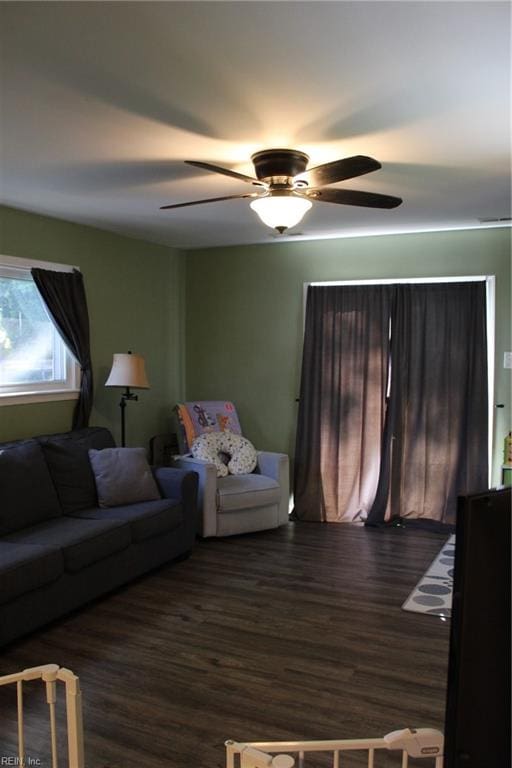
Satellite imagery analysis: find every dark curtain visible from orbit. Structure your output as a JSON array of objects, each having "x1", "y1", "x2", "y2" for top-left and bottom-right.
[
  {"x1": 293, "y1": 285, "x2": 393, "y2": 521},
  {"x1": 31, "y1": 268, "x2": 93, "y2": 429},
  {"x1": 367, "y1": 281, "x2": 488, "y2": 526}
]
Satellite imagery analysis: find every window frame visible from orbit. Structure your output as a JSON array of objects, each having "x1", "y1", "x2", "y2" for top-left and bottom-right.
[{"x1": 0, "y1": 254, "x2": 81, "y2": 406}]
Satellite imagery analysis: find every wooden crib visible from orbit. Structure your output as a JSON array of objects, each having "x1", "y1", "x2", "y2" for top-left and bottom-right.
[
  {"x1": 0, "y1": 664, "x2": 84, "y2": 768},
  {"x1": 226, "y1": 728, "x2": 444, "y2": 768}
]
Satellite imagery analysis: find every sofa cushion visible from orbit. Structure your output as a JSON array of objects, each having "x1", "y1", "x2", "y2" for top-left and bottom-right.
[
  {"x1": 0, "y1": 439, "x2": 62, "y2": 535},
  {"x1": 4, "y1": 517, "x2": 131, "y2": 573},
  {"x1": 216, "y1": 474, "x2": 280, "y2": 512},
  {"x1": 71, "y1": 499, "x2": 183, "y2": 543},
  {"x1": 39, "y1": 427, "x2": 115, "y2": 514},
  {"x1": 0, "y1": 541, "x2": 63, "y2": 604},
  {"x1": 89, "y1": 447, "x2": 161, "y2": 507}
]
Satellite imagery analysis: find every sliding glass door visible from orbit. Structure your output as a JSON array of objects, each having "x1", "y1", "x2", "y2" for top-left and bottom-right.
[{"x1": 294, "y1": 279, "x2": 489, "y2": 526}]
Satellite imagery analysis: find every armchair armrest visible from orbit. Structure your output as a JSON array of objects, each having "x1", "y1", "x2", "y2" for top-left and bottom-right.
[
  {"x1": 172, "y1": 456, "x2": 218, "y2": 537},
  {"x1": 256, "y1": 451, "x2": 290, "y2": 525},
  {"x1": 153, "y1": 466, "x2": 199, "y2": 540}
]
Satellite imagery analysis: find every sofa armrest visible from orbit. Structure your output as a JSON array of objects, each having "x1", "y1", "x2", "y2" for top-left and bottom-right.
[
  {"x1": 256, "y1": 451, "x2": 290, "y2": 526},
  {"x1": 153, "y1": 466, "x2": 199, "y2": 540},
  {"x1": 172, "y1": 456, "x2": 218, "y2": 538}
]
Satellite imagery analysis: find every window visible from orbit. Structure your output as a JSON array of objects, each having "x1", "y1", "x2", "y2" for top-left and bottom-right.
[{"x1": 0, "y1": 256, "x2": 80, "y2": 405}]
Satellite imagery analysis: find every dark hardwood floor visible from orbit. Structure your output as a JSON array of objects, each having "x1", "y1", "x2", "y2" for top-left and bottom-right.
[{"x1": 0, "y1": 522, "x2": 450, "y2": 767}]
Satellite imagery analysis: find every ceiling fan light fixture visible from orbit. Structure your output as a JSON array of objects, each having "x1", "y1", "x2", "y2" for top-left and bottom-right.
[
  {"x1": 250, "y1": 192, "x2": 312, "y2": 233},
  {"x1": 161, "y1": 150, "x2": 402, "y2": 231}
]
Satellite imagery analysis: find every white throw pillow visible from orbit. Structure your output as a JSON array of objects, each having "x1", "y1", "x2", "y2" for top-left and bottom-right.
[
  {"x1": 191, "y1": 431, "x2": 257, "y2": 477},
  {"x1": 191, "y1": 432, "x2": 229, "y2": 477}
]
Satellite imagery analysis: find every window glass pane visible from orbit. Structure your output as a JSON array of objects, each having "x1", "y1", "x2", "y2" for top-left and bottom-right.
[{"x1": 0, "y1": 275, "x2": 64, "y2": 386}]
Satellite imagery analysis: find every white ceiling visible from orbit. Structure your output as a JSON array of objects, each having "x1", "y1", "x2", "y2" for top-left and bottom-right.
[{"x1": 0, "y1": 1, "x2": 510, "y2": 250}]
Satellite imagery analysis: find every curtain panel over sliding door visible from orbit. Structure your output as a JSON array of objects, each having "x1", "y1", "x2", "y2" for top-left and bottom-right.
[
  {"x1": 293, "y1": 285, "x2": 393, "y2": 522},
  {"x1": 367, "y1": 281, "x2": 488, "y2": 526},
  {"x1": 295, "y1": 280, "x2": 488, "y2": 527}
]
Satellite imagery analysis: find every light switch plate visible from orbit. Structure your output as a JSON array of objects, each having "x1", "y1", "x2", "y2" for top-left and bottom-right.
[{"x1": 504, "y1": 352, "x2": 512, "y2": 369}]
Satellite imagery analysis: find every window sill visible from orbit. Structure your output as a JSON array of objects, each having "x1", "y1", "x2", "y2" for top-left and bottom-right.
[{"x1": 0, "y1": 389, "x2": 80, "y2": 406}]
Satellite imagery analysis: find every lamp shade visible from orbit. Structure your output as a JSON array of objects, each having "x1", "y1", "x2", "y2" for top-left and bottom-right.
[
  {"x1": 250, "y1": 191, "x2": 312, "y2": 231},
  {"x1": 105, "y1": 353, "x2": 149, "y2": 389}
]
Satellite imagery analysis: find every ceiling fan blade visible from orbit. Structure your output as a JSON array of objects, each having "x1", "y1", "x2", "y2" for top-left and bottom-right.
[
  {"x1": 305, "y1": 188, "x2": 402, "y2": 209},
  {"x1": 296, "y1": 155, "x2": 382, "y2": 187},
  {"x1": 160, "y1": 192, "x2": 260, "y2": 210},
  {"x1": 185, "y1": 160, "x2": 266, "y2": 187}
]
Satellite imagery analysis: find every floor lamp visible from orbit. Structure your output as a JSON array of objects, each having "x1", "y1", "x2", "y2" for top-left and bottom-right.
[{"x1": 105, "y1": 351, "x2": 150, "y2": 447}]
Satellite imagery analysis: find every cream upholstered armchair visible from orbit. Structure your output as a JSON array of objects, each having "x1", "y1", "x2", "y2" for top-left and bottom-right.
[{"x1": 172, "y1": 401, "x2": 289, "y2": 538}]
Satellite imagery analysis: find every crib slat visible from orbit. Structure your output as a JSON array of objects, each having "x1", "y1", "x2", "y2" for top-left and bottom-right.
[
  {"x1": 16, "y1": 680, "x2": 25, "y2": 761},
  {"x1": 66, "y1": 682, "x2": 85, "y2": 768},
  {"x1": 46, "y1": 678, "x2": 59, "y2": 768}
]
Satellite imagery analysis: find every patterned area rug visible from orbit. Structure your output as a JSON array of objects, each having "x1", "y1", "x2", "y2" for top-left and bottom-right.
[{"x1": 402, "y1": 535, "x2": 455, "y2": 617}]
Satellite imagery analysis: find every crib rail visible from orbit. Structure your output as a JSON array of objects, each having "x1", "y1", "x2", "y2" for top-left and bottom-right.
[
  {"x1": 226, "y1": 728, "x2": 444, "y2": 768},
  {"x1": 0, "y1": 664, "x2": 84, "y2": 768}
]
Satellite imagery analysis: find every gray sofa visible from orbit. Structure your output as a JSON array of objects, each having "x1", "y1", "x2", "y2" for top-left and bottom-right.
[{"x1": 0, "y1": 427, "x2": 198, "y2": 647}]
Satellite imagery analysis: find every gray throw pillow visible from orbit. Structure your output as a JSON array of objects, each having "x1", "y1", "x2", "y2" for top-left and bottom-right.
[{"x1": 88, "y1": 447, "x2": 161, "y2": 508}]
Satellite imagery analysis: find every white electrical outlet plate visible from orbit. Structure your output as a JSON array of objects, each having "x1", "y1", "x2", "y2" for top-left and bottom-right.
[{"x1": 504, "y1": 352, "x2": 512, "y2": 369}]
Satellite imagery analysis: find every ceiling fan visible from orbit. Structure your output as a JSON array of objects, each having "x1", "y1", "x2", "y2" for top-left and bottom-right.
[{"x1": 160, "y1": 149, "x2": 402, "y2": 234}]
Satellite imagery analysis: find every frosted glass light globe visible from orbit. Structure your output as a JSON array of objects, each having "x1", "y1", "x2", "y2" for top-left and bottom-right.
[{"x1": 250, "y1": 193, "x2": 312, "y2": 232}]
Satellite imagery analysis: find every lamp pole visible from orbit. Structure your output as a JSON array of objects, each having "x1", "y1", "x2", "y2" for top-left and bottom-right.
[{"x1": 119, "y1": 387, "x2": 138, "y2": 447}]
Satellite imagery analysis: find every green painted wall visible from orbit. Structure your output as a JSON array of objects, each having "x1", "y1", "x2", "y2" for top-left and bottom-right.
[
  {"x1": 2, "y1": 207, "x2": 509, "y2": 485},
  {"x1": 0, "y1": 205, "x2": 185, "y2": 447},
  {"x1": 185, "y1": 228, "x2": 511, "y2": 485}
]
